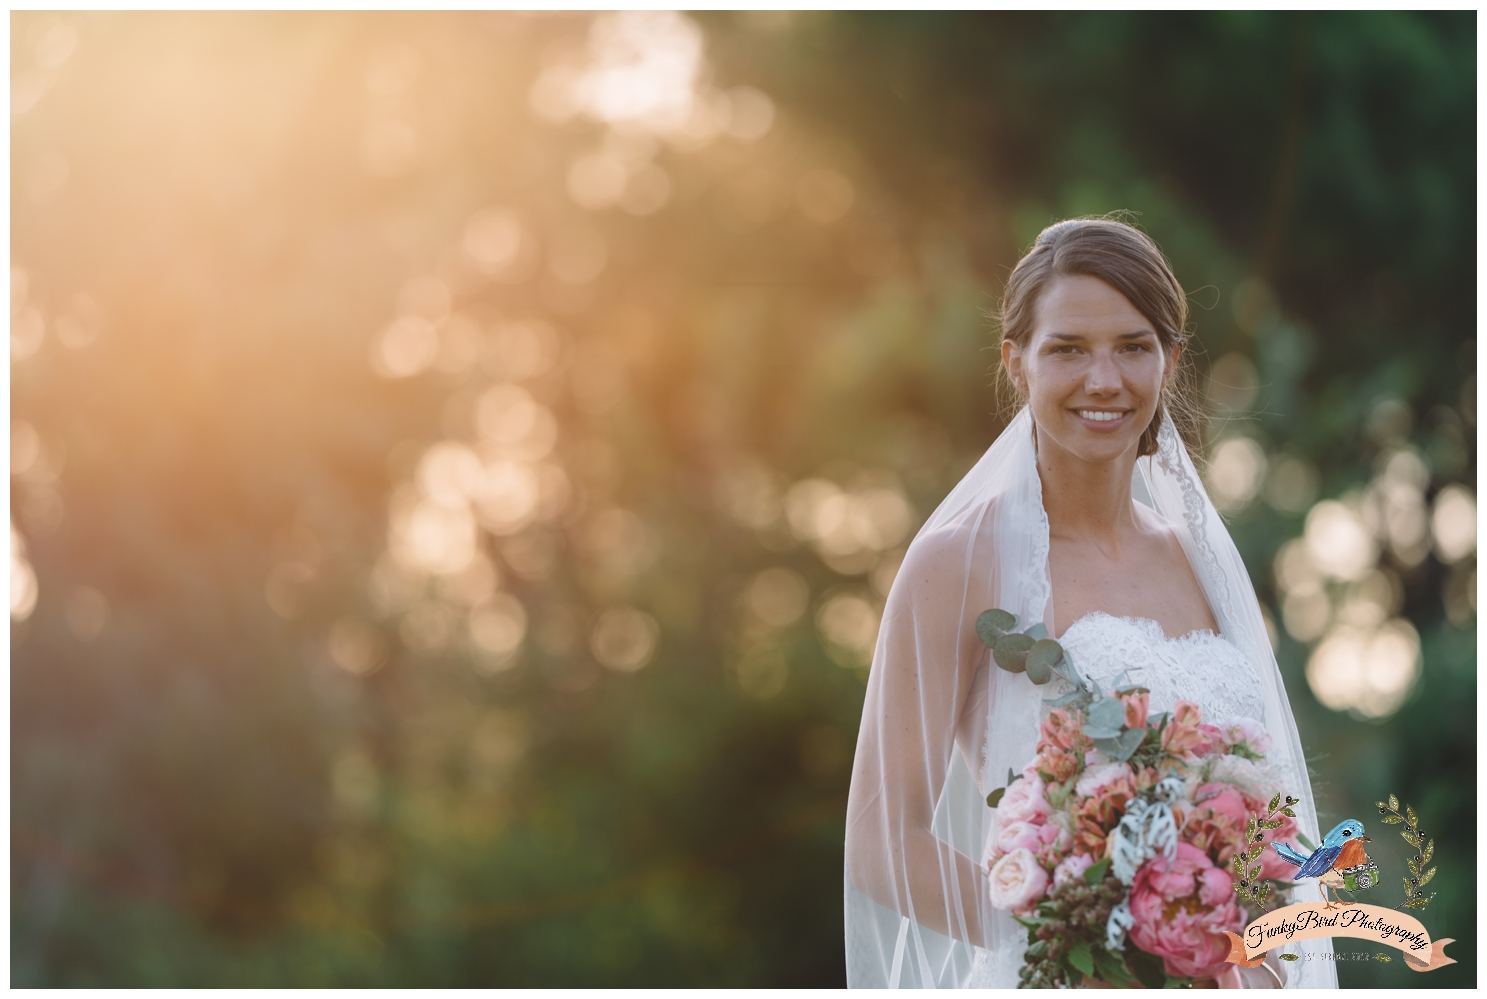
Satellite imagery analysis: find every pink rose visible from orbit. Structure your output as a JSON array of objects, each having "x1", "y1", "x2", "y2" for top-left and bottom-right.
[
  {"x1": 998, "y1": 775, "x2": 1053, "y2": 825},
  {"x1": 1222, "y1": 717, "x2": 1272, "y2": 754},
  {"x1": 998, "y1": 820, "x2": 1044, "y2": 855},
  {"x1": 988, "y1": 848, "x2": 1050, "y2": 914},
  {"x1": 1127, "y1": 842, "x2": 1244, "y2": 979},
  {"x1": 1052, "y1": 853, "x2": 1094, "y2": 887},
  {"x1": 1076, "y1": 761, "x2": 1133, "y2": 799}
]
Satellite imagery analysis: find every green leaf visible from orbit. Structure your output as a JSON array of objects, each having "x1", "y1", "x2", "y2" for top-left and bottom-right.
[
  {"x1": 1297, "y1": 831, "x2": 1315, "y2": 850},
  {"x1": 1375, "y1": 800, "x2": 1389, "y2": 811},
  {"x1": 1401, "y1": 830, "x2": 1419, "y2": 848},
  {"x1": 1418, "y1": 866, "x2": 1436, "y2": 888},
  {"x1": 1068, "y1": 941, "x2": 1095, "y2": 978},
  {"x1": 1087, "y1": 697, "x2": 1126, "y2": 730},
  {"x1": 1045, "y1": 688, "x2": 1089, "y2": 709},
  {"x1": 1388, "y1": 793, "x2": 1399, "y2": 811},
  {"x1": 993, "y1": 631, "x2": 1034, "y2": 673},
  {"x1": 1278, "y1": 952, "x2": 1299, "y2": 962},
  {"x1": 1381, "y1": 814, "x2": 1404, "y2": 824},
  {"x1": 1374, "y1": 953, "x2": 1393, "y2": 963},
  {"x1": 1163, "y1": 974, "x2": 1187, "y2": 988},
  {"x1": 1404, "y1": 897, "x2": 1431, "y2": 910},
  {"x1": 1280, "y1": 807, "x2": 1297, "y2": 818},
  {"x1": 1024, "y1": 622, "x2": 1048, "y2": 641},
  {"x1": 1269, "y1": 792, "x2": 1281, "y2": 814},
  {"x1": 1024, "y1": 639, "x2": 1064, "y2": 684},
  {"x1": 1084, "y1": 857, "x2": 1112, "y2": 885},
  {"x1": 986, "y1": 787, "x2": 1006, "y2": 808},
  {"x1": 976, "y1": 608, "x2": 1017, "y2": 648},
  {"x1": 1407, "y1": 856, "x2": 1420, "y2": 877},
  {"x1": 1093, "y1": 948, "x2": 1137, "y2": 988},
  {"x1": 1246, "y1": 817, "x2": 1258, "y2": 841},
  {"x1": 1012, "y1": 915, "x2": 1041, "y2": 931},
  {"x1": 1125, "y1": 948, "x2": 1167, "y2": 989},
  {"x1": 1405, "y1": 804, "x2": 1418, "y2": 827},
  {"x1": 1422, "y1": 839, "x2": 1434, "y2": 864}
]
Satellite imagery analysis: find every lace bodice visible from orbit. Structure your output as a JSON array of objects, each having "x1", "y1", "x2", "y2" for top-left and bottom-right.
[{"x1": 1052, "y1": 611, "x2": 1265, "y2": 723}]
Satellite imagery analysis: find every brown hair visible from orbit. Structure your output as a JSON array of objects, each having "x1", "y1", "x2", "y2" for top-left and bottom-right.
[{"x1": 997, "y1": 217, "x2": 1197, "y2": 457}]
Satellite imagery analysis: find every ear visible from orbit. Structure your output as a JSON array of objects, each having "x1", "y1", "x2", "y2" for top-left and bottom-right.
[
  {"x1": 1001, "y1": 338, "x2": 1027, "y2": 395},
  {"x1": 1162, "y1": 341, "x2": 1181, "y2": 387}
]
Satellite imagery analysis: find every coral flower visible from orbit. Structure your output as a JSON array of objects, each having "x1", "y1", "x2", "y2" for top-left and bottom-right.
[
  {"x1": 1161, "y1": 701, "x2": 1215, "y2": 758},
  {"x1": 1118, "y1": 689, "x2": 1149, "y2": 730}
]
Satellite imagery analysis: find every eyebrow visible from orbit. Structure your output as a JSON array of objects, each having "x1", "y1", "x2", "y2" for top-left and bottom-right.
[{"x1": 1044, "y1": 330, "x2": 1157, "y2": 342}]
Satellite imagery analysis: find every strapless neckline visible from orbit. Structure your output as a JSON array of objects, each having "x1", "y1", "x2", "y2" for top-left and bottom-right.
[{"x1": 1057, "y1": 610, "x2": 1222, "y2": 647}]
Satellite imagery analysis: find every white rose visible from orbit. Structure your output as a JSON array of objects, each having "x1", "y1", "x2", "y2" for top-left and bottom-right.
[{"x1": 987, "y1": 848, "x2": 1050, "y2": 914}]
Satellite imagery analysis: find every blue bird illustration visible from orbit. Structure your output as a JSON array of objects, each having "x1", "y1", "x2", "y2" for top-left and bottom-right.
[{"x1": 1272, "y1": 819, "x2": 1372, "y2": 908}]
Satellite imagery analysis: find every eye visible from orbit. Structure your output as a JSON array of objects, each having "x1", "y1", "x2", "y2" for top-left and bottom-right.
[{"x1": 1343, "y1": 831, "x2": 1352, "y2": 837}]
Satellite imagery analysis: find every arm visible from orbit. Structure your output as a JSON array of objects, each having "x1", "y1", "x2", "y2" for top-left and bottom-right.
[{"x1": 845, "y1": 513, "x2": 998, "y2": 949}]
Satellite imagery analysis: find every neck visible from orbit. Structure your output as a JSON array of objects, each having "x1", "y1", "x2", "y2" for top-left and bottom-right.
[{"x1": 1034, "y1": 425, "x2": 1141, "y2": 548}]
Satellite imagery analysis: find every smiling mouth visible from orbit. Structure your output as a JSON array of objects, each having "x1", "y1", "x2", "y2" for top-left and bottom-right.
[{"x1": 1076, "y1": 409, "x2": 1128, "y2": 423}]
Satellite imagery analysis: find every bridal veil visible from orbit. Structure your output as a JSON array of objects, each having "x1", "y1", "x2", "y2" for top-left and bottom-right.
[{"x1": 843, "y1": 407, "x2": 1336, "y2": 988}]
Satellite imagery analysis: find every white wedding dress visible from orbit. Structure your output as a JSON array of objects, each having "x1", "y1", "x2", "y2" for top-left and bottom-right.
[
  {"x1": 844, "y1": 409, "x2": 1336, "y2": 989},
  {"x1": 965, "y1": 612, "x2": 1268, "y2": 988}
]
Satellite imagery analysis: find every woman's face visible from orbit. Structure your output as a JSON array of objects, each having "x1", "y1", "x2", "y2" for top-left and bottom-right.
[{"x1": 1001, "y1": 274, "x2": 1176, "y2": 466}]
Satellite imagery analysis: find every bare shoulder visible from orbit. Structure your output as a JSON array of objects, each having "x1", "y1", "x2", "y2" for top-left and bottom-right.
[
  {"x1": 892, "y1": 500, "x2": 999, "y2": 604},
  {"x1": 1130, "y1": 501, "x2": 1190, "y2": 561}
]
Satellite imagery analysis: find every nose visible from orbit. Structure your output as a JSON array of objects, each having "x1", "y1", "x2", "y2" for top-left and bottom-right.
[{"x1": 1084, "y1": 349, "x2": 1122, "y2": 397}]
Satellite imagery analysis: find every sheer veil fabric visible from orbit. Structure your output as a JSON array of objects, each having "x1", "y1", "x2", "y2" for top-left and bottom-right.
[{"x1": 844, "y1": 407, "x2": 1336, "y2": 988}]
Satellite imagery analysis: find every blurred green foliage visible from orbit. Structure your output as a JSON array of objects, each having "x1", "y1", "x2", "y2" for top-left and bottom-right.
[{"x1": 11, "y1": 11, "x2": 1473, "y2": 987}]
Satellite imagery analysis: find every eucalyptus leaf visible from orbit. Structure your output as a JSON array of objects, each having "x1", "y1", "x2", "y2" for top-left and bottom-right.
[
  {"x1": 1112, "y1": 727, "x2": 1144, "y2": 760},
  {"x1": 1025, "y1": 657, "x2": 1053, "y2": 685},
  {"x1": 1023, "y1": 622, "x2": 1048, "y2": 641},
  {"x1": 1044, "y1": 689, "x2": 1087, "y2": 708},
  {"x1": 1026, "y1": 638, "x2": 1065, "y2": 673},
  {"x1": 976, "y1": 609, "x2": 1017, "y2": 648},
  {"x1": 1085, "y1": 725, "x2": 1122, "y2": 741},
  {"x1": 993, "y1": 632, "x2": 1034, "y2": 673},
  {"x1": 1087, "y1": 697, "x2": 1126, "y2": 730}
]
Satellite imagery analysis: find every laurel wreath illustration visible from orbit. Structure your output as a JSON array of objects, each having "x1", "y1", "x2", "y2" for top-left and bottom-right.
[
  {"x1": 1231, "y1": 792, "x2": 1296, "y2": 911},
  {"x1": 1376, "y1": 793, "x2": 1436, "y2": 911}
]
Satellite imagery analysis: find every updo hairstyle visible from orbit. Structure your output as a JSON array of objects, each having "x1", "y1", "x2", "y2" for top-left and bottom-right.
[{"x1": 997, "y1": 217, "x2": 1198, "y2": 458}]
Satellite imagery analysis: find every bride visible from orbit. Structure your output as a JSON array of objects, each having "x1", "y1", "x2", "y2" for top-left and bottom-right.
[{"x1": 843, "y1": 218, "x2": 1336, "y2": 988}]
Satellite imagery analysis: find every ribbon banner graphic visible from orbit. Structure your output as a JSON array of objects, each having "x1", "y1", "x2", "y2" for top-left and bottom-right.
[{"x1": 1224, "y1": 903, "x2": 1456, "y2": 972}]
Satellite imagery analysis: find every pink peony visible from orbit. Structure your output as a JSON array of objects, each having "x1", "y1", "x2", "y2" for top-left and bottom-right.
[
  {"x1": 1127, "y1": 842, "x2": 1244, "y2": 979},
  {"x1": 998, "y1": 775, "x2": 1053, "y2": 825},
  {"x1": 1119, "y1": 690, "x2": 1150, "y2": 730},
  {"x1": 998, "y1": 820, "x2": 1044, "y2": 855},
  {"x1": 988, "y1": 848, "x2": 1050, "y2": 914},
  {"x1": 1184, "y1": 782, "x2": 1299, "y2": 882},
  {"x1": 1222, "y1": 717, "x2": 1272, "y2": 754},
  {"x1": 1052, "y1": 853, "x2": 1095, "y2": 887}
]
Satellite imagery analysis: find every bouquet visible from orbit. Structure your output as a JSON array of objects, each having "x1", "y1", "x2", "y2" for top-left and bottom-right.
[{"x1": 976, "y1": 610, "x2": 1299, "y2": 988}]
